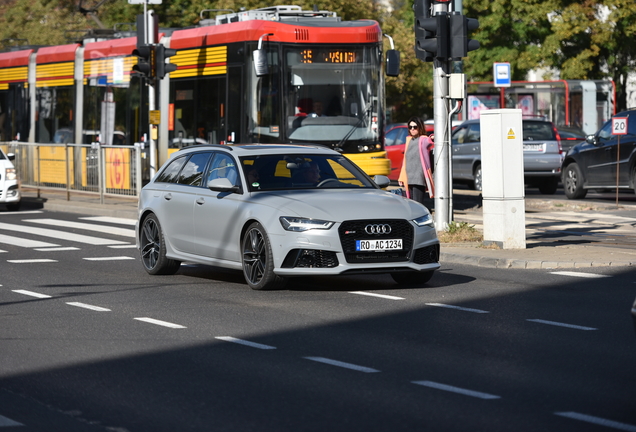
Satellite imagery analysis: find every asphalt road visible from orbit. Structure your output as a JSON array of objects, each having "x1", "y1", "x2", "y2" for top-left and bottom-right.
[{"x1": 0, "y1": 209, "x2": 635, "y2": 432}]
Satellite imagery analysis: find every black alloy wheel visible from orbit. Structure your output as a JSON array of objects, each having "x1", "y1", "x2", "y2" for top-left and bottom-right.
[
  {"x1": 242, "y1": 222, "x2": 287, "y2": 290},
  {"x1": 140, "y1": 213, "x2": 181, "y2": 275}
]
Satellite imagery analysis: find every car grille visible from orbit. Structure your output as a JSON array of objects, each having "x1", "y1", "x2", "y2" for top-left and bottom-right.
[
  {"x1": 281, "y1": 249, "x2": 339, "y2": 268},
  {"x1": 413, "y1": 244, "x2": 440, "y2": 264},
  {"x1": 338, "y1": 219, "x2": 413, "y2": 263}
]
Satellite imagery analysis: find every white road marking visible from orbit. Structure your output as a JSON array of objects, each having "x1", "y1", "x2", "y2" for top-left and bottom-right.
[
  {"x1": 412, "y1": 380, "x2": 500, "y2": 399},
  {"x1": 0, "y1": 414, "x2": 23, "y2": 427},
  {"x1": 0, "y1": 233, "x2": 59, "y2": 248},
  {"x1": 108, "y1": 245, "x2": 136, "y2": 249},
  {"x1": 550, "y1": 271, "x2": 611, "y2": 278},
  {"x1": 35, "y1": 247, "x2": 80, "y2": 252},
  {"x1": 0, "y1": 222, "x2": 127, "y2": 245},
  {"x1": 83, "y1": 256, "x2": 135, "y2": 261},
  {"x1": 66, "y1": 302, "x2": 111, "y2": 312},
  {"x1": 527, "y1": 319, "x2": 597, "y2": 331},
  {"x1": 80, "y1": 216, "x2": 137, "y2": 226},
  {"x1": 0, "y1": 210, "x2": 41, "y2": 216},
  {"x1": 7, "y1": 259, "x2": 57, "y2": 264},
  {"x1": 134, "y1": 317, "x2": 186, "y2": 329},
  {"x1": 555, "y1": 412, "x2": 636, "y2": 431},
  {"x1": 304, "y1": 356, "x2": 380, "y2": 373},
  {"x1": 24, "y1": 218, "x2": 135, "y2": 238},
  {"x1": 426, "y1": 303, "x2": 490, "y2": 313},
  {"x1": 349, "y1": 291, "x2": 405, "y2": 300},
  {"x1": 12, "y1": 290, "x2": 52, "y2": 299},
  {"x1": 215, "y1": 336, "x2": 276, "y2": 350}
]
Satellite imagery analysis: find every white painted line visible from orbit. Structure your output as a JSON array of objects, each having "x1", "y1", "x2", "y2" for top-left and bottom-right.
[
  {"x1": 7, "y1": 259, "x2": 57, "y2": 264},
  {"x1": 134, "y1": 317, "x2": 186, "y2": 329},
  {"x1": 426, "y1": 303, "x2": 489, "y2": 313},
  {"x1": 24, "y1": 218, "x2": 135, "y2": 238},
  {"x1": 304, "y1": 356, "x2": 380, "y2": 373},
  {"x1": 108, "y1": 244, "x2": 137, "y2": 249},
  {"x1": 83, "y1": 256, "x2": 135, "y2": 261},
  {"x1": 12, "y1": 289, "x2": 52, "y2": 299},
  {"x1": 80, "y1": 216, "x2": 137, "y2": 226},
  {"x1": 550, "y1": 271, "x2": 611, "y2": 278},
  {"x1": 527, "y1": 319, "x2": 597, "y2": 331},
  {"x1": 0, "y1": 222, "x2": 127, "y2": 245},
  {"x1": 0, "y1": 210, "x2": 41, "y2": 216},
  {"x1": 0, "y1": 233, "x2": 60, "y2": 248},
  {"x1": 0, "y1": 414, "x2": 23, "y2": 427},
  {"x1": 555, "y1": 412, "x2": 636, "y2": 431},
  {"x1": 0, "y1": 249, "x2": 6, "y2": 253},
  {"x1": 349, "y1": 291, "x2": 405, "y2": 300},
  {"x1": 35, "y1": 247, "x2": 80, "y2": 252},
  {"x1": 216, "y1": 336, "x2": 276, "y2": 350},
  {"x1": 412, "y1": 380, "x2": 500, "y2": 399},
  {"x1": 66, "y1": 302, "x2": 111, "y2": 312}
]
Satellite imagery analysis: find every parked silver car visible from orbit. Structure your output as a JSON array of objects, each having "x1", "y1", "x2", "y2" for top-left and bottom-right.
[
  {"x1": 451, "y1": 118, "x2": 564, "y2": 194},
  {"x1": 136, "y1": 144, "x2": 440, "y2": 290}
]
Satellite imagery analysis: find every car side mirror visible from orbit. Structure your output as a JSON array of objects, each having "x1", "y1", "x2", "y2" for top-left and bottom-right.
[
  {"x1": 585, "y1": 134, "x2": 597, "y2": 145},
  {"x1": 7, "y1": 153, "x2": 15, "y2": 161},
  {"x1": 373, "y1": 174, "x2": 391, "y2": 188},
  {"x1": 208, "y1": 177, "x2": 240, "y2": 193}
]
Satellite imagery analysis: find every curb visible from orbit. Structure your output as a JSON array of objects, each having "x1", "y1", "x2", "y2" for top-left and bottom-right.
[{"x1": 440, "y1": 252, "x2": 635, "y2": 269}]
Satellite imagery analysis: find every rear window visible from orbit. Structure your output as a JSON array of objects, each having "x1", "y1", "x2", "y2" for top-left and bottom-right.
[{"x1": 523, "y1": 121, "x2": 556, "y2": 141}]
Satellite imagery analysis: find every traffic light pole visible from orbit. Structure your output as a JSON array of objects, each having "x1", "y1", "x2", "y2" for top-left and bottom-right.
[{"x1": 145, "y1": 8, "x2": 157, "y2": 178}]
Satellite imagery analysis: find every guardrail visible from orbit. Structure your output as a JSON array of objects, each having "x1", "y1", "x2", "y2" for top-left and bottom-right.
[{"x1": 0, "y1": 141, "x2": 149, "y2": 202}]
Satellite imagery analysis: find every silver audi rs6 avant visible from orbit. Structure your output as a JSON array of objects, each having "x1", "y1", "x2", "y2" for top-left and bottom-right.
[{"x1": 136, "y1": 144, "x2": 440, "y2": 290}]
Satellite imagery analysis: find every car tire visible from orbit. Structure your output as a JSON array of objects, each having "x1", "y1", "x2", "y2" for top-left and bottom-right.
[
  {"x1": 391, "y1": 270, "x2": 434, "y2": 285},
  {"x1": 242, "y1": 222, "x2": 287, "y2": 290},
  {"x1": 563, "y1": 163, "x2": 587, "y2": 199},
  {"x1": 538, "y1": 177, "x2": 559, "y2": 194},
  {"x1": 473, "y1": 164, "x2": 482, "y2": 191},
  {"x1": 6, "y1": 201, "x2": 21, "y2": 211},
  {"x1": 139, "y1": 213, "x2": 181, "y2": 275}
]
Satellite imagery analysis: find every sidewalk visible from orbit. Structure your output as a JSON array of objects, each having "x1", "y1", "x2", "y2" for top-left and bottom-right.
[{"x1": 17, "y1": 187, "x2": 636, "y2": 269}]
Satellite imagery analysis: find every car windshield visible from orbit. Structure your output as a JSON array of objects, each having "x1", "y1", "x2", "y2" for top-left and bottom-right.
[
  {"x1": 523, "y1": 122, "x2": 556, "y2": 140},
  {"x1": 240, "y1": 153, "x2": 376, "y2": 192}
]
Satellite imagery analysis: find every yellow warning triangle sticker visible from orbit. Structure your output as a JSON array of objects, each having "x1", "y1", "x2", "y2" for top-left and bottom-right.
[{"x1": 507, "y1": 128, "x2": 516, "y2": 139}]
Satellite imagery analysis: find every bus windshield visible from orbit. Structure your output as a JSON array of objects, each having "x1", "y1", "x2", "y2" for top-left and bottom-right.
[{"x1": 282, "y1": 45, "x2": 381, "y2": 149}]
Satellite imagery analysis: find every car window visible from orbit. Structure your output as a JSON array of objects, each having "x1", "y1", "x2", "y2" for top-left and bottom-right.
[
  {"x1": 385, "y1": 128, "x2": 399, "y2": 146},
  {"x1": 177, "y1": 152, "x2": 213, "y2": 186},
  {"x1": 206, "y1": 153, "x2": 239, "y2": 186},
  {"x1": 155, "y1": 155, "x2": 188, "y2": 183},
  {"x1": 466, "y1": 124, "x2": 480, "y2": 142},
  {"x1": 597, "y1": 121, "x2": 613, "y2": 142},
  {"x1": 452, "y1": 126, "x2": 467, "y2": 144},
  {"x1": 523, "y1": 122, "x2": 556, "y2": 140}
]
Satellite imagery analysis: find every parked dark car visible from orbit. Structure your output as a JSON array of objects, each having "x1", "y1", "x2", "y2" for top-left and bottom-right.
[
  {"x1": 557, "y1": 126, "x2": 587, "y2": 153},
  {"x1": 450, "y1": 118, "x2": 564, "y2": 193},
  {"x1": 561, "y1": 109, "x2": 636, "y2": 199}
]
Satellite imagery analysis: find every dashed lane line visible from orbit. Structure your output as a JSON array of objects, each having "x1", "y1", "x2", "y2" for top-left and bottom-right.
[
  {"x1": 215, "y1": 336, "x2": 276, "y2": 350},
  {"x1": 7, "y1": 259, "x2": 57, "y2": 264},
  {"x1": 134, "y1": 317, "x2": 187, "y2": 329},
  {"x1": 349, "y1": 291, "x2": 405, "y2": 300},
  {"x1": 527, "y1": 319, "x2": 597, "y2": 331},
  {"x1": 66, "y1": 302, "x2": 111, "y2": 312},
  {"x1": 12, "y1": 290, "x2": 52, "y2": 299},
  {"x1": 304, "y1": 356, "x2": 380, "y2": 373},
  {"x1": 555, "y1": 412, "x2": 636, "y2": 432},
  {"x1": 426, "y1": 303, "x2": 490, "y2": 314},
  {"x1": 550, "y1": 271, "x2": 611, "y2": 278},
  {"x1": 83, "y1": 256, "x2": 135, "y2": 261},
  {"x1": 412, "y1": 380, "x2": 501, "y2": 400}
]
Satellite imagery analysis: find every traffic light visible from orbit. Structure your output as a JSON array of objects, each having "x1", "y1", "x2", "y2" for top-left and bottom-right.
[
  {"x1": 415, "y1": 11, "x2": 450, "y2": 61},
  {"x1": 132, "y1": 44, "x2": 155, "y2": 79},
  {"x1": 155, "y1": 44, "x2": 178, "y2": 79},
  {"x1": 413, "y1": 0, "x2": 433, "y2": 62},
  {"x1": 449, "y1": 13, "x2": 480, "y2": 59}
]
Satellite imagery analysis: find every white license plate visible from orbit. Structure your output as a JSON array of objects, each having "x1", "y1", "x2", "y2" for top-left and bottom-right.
[
  {"x1": 523, "y1": 144, "x2": 544, "y2": 151},
  {"x1": 356, "y1": 239, "x2": 403, "y2": 251}
]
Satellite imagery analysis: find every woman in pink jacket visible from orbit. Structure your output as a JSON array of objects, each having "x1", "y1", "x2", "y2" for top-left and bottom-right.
[{"x1": 398, "y1": 116, "x2": 435, "y2": 209}]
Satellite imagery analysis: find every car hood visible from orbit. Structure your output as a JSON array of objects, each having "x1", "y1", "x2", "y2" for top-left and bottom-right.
[{"x1": 253, "y1": 189, "x2": 428, "y2": 221}]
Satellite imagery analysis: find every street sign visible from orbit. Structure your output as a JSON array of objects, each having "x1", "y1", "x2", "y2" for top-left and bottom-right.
[
  {"x1": 149, "y1": 110, "x2": 161, "y2": 125},
  {"x1": 612, "y1": 117, "x2": 628, "y2": 135},
  {"x1": 493, "y1": 62, "x2": 511, "y2": 87},
  {"x1": 129, "y1": 0, "x2": 162, "y2": 3}
]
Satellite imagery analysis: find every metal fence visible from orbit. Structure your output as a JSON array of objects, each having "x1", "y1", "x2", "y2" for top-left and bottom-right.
[{"x1": 1, "y1": 141, "x2": 149, "y2": 201}]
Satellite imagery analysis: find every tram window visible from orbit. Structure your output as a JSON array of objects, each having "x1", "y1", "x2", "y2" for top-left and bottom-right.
[{"x1": 36, "y1": 87, "x2": 73, "y2": 144}]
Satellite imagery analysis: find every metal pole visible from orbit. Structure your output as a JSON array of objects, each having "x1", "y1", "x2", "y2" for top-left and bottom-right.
[{"x1": 146, "y1": 6, "x2": 157, "y2": 179}]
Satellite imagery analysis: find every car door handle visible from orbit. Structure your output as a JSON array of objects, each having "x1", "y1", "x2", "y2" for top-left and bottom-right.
[
  {"x1": 196, "y1": 197, "x2": 205, "y2": 205},
  {"x1": 164, "y1": 193, "x2": 172, "y2": 201}
]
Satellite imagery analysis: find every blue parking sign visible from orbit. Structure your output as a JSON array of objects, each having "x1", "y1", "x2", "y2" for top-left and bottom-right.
[{"x1": 493, "y1": 63, "x2": 511, "y2": 87}]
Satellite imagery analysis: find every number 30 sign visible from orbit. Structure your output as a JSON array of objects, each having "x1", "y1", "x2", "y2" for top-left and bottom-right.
[{"x1": 612, "y1": 117, "x2": 628, "y2": 135}]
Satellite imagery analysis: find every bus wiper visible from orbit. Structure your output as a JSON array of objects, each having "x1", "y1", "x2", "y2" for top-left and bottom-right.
[{"x1": 335, "y1": 102, "x2": 372, "y2": 152}]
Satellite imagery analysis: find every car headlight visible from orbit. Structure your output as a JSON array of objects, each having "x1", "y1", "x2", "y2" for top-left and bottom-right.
[
  {"x1": 413, "y1": 213, "x2": 435, "y2": 228},
  {"x1": 280, "y1": 217, "x2": 335, "y2": 232},
  {"x1": 5, "y1": 168, "x2": 17, "y2": 181}
]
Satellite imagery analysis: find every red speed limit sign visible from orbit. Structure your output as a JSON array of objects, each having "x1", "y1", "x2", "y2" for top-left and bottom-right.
[{"x1": 612, "y1": 117, "x2": 628, "y2": 135}]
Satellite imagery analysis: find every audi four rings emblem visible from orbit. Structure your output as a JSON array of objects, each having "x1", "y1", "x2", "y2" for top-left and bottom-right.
[{"x1": 365, "y1": 224, "x2": 391, "y2": 235}]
